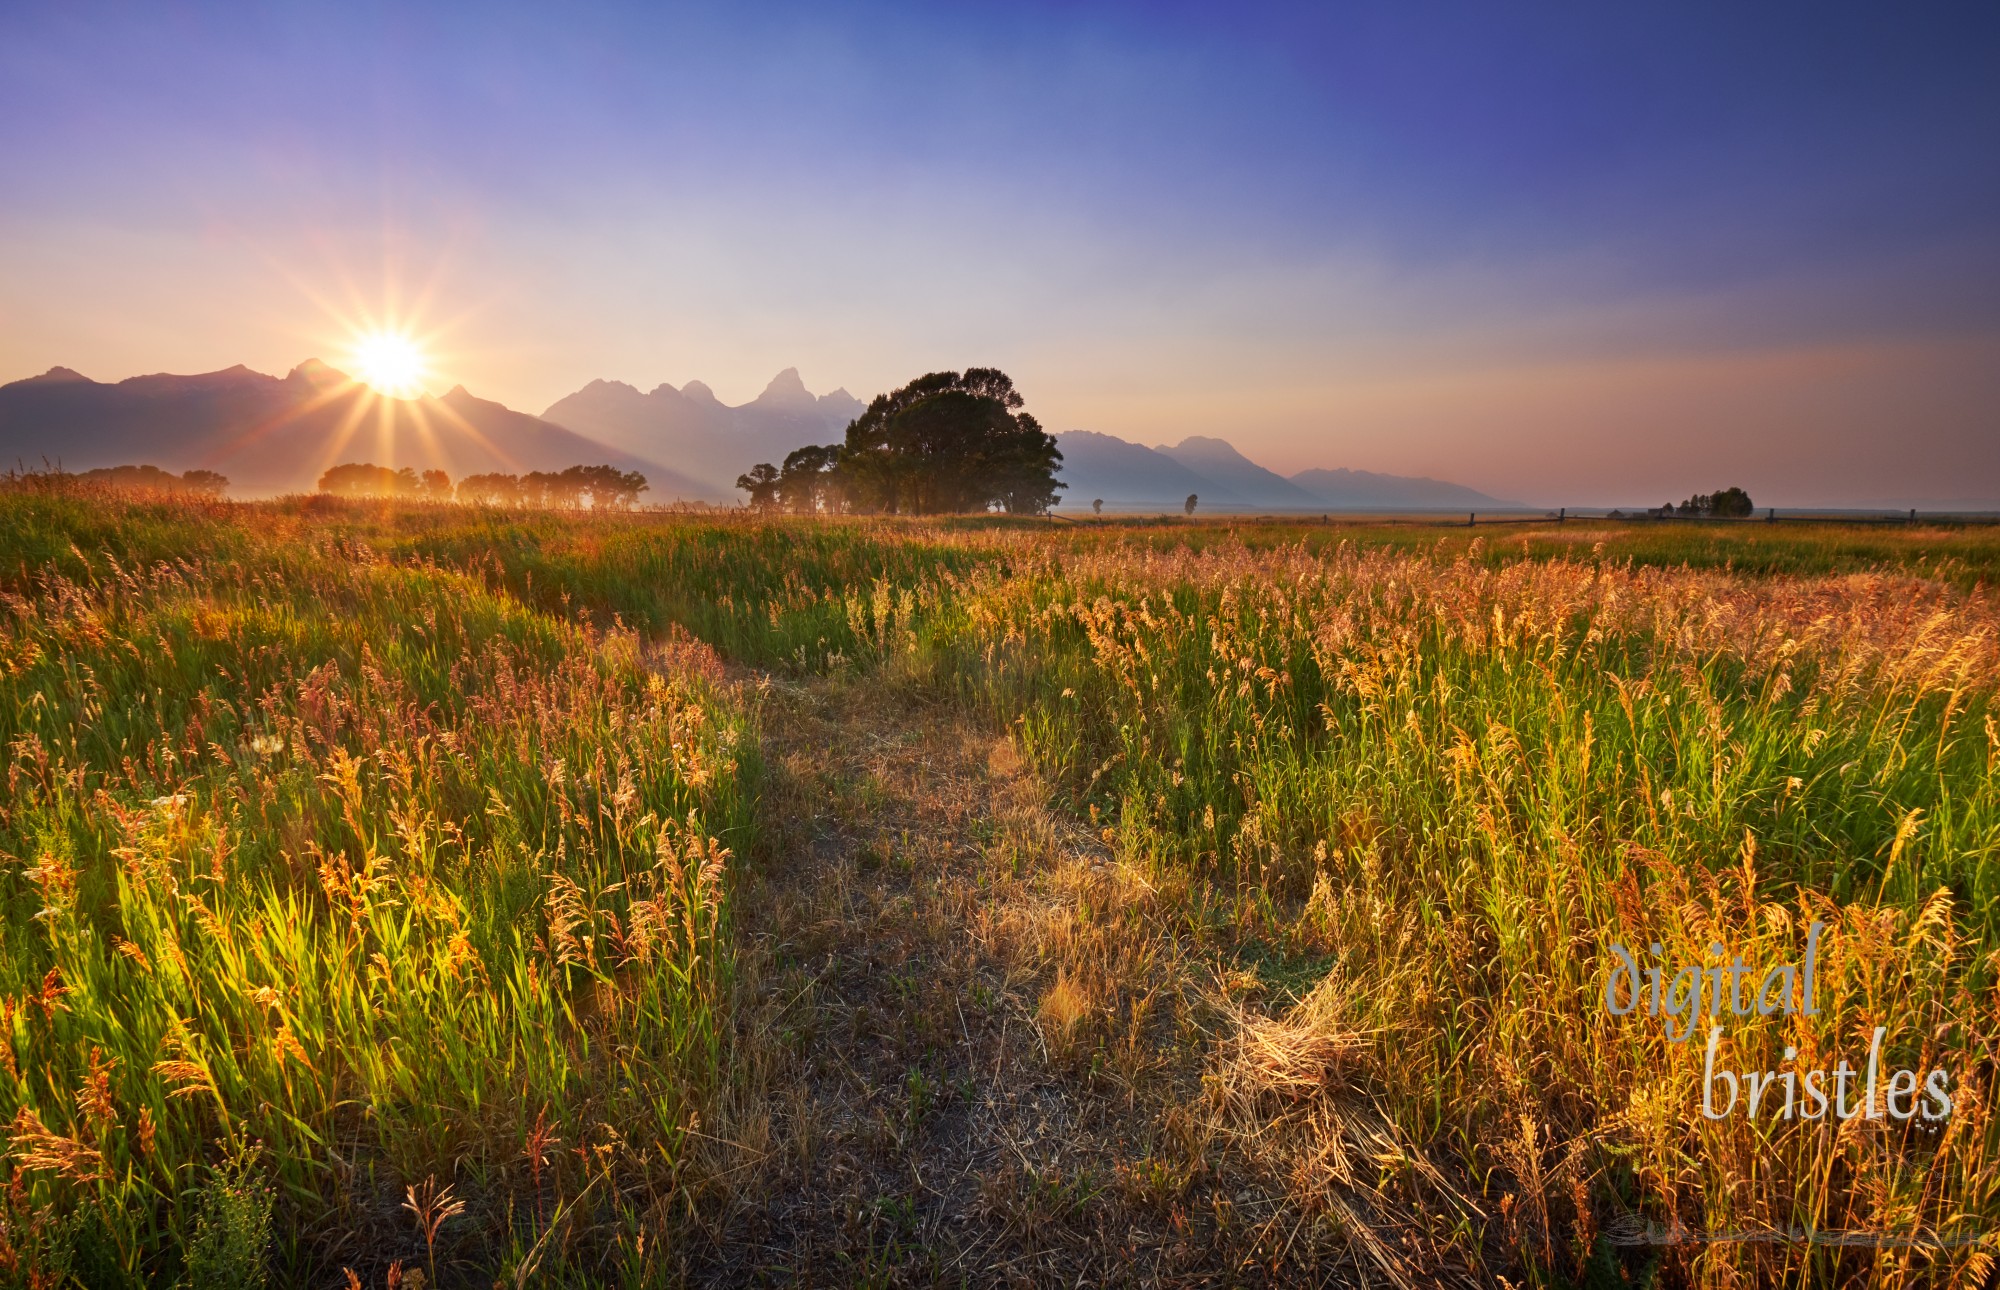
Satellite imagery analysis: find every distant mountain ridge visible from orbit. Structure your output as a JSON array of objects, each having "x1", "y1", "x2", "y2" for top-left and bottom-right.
[
  {"x1": 0, "y1": 362, "x2": 716, "y2": 499},
  {"x1": 1154, "y1": 436, "x2": 1324, "y2": 509},
  {"x1": 1290, "y1": 466, "x2": 1509, "y2": 509},
  {"x1": 541, "y1": 374, "x2": 1515, "y2": 511},
  {"x1": 542, "y1": 368, "x2": 864, "y2": 497},
  {"x1": 0, "y1": 359, "x2": 1519, "y2": 511},
  {"x1": 1054, "y1": 431, "x2": 1518, "y2": 511}
]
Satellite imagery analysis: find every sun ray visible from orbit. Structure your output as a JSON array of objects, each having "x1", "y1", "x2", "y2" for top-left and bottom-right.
[
  {"x1": 415, "y1": 395, "x2": 525, "y2": 474},
  {"x1": 315, "y1": 396, "x2": 380, "y2": 482},
  {"x1": 204, "y1": 374, "x2": 363, "y2": 464}
]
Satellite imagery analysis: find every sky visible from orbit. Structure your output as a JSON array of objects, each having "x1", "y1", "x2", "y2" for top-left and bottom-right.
[{"x1": 3, "y1": 1, "x2": 1997, "y2": 507}]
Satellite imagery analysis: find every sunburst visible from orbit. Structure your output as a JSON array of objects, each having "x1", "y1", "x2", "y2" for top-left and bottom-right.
[{"x1": 348, "y1": 330, "x2": 430, "y2": 399}]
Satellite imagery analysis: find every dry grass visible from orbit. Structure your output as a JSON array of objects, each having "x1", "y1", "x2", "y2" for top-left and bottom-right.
[{"x1": 3, "y1": 484, "x2": 1996, "y2": 1285}]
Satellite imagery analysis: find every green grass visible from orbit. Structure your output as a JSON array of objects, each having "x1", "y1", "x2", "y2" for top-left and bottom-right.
[
  {"x1": 2, "y1": 487, "x2": 1995, "y2": 1285},
  {"x1": 0, "y1": 492, "x2": 752, "y2": 1283}
]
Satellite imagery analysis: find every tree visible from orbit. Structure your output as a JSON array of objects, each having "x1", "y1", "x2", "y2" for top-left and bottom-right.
[
  {"x1": 1670, "y1": 487, "x2": 1754, "y2": 518},
  {"x1": 420, "y1": 469, "x2": 452, "y2": 499},
  {"x1": 1709, "y1": 486, "x2": 1754, "y2": 518},
  {"x1": 779, "y1": 445, "x2": 842, "y2": 514},
  {"x1": 577, "y1": 464, "x2": 648, "y2": 509},
  {"x1": 551, "y1": 464, "x2": 647, "y2": 509},
  {"x1": 318, "y1": 463, "x2": 414, "y2": 497},
  {"x1": 520, "y1": 471, "x2": 561, "y2": 508},
  {"x1": 181, "y1": 469, "x2": 229, "y2": 498},
  {"x1": 736, "y1": 463, "x2": 781, "y2": 511},
  {"x1": 814, "y1": 368, "x2": 1063, "y2": 515},
  {"x1": 1092, "y1": 498, "x2": 1103, "y2": 516},
  {"x1": 458, "y1": 473, "x2": 520, "y2": 505},
  {"x1": 1184, "y1": 493, "x2": 1198, "y2": 516},
  {"x1": 77, "y1": 464, "x2": 229, "y2": 497}
]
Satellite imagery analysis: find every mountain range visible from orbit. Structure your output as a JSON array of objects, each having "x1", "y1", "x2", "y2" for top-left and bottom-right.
[
  {"x1": 1049, "y1": 431, "x2": 1514, "y2": 511},
  {"x1": 540, "y1": 368, "x2": 863, "y2": 496},
  {"x1": 0, "y1": 361, "x2": 1517, "y2": 510},
  {"x1": 0, "y1": 361, "x2": 711, "y2": 499}
]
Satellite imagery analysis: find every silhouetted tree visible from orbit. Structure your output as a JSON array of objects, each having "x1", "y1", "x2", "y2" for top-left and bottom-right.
[
  {"x1": 1184, "y1": 493, "x2": 1198, "y2": 516},
  {"x1": 78, "y1": 464, "x2": 229, "y2": 497},
  {"x1": 567, "y1": 464, "x2": 648, "y2": 509},
  {"x1": 457, "y1": 473, "x2": 518, "y2": 504},
  {"x1": 1709, "y1": 486, "x2": 1753, "y2": 517},
  {"x1": 520, "y1": 471, "x2": 560, "y2": 507},
  {"x1": 779, "y1": 444, "x2": 842, "y2": 514},
  {"x1": 736, "y1": 463, "x2": 781, "y2": 511},
  {"x1": 1092, "y1": 498, "x2": 1103, "y2": 515},
  {"x1": 420, "y1": 469, "x2": 452, "y2": 499},
  {"x1": 1669, "y1": 487, "x2": 1754, "y2": 518},
  {"x1": 811, "y1": 368, "x2": 1063, "y2": 515},
  {"x1": 318, "y1": 463, "x2": 416, "y2": 497}
]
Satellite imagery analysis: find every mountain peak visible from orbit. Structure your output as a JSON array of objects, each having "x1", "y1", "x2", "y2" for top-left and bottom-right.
[
  {"x1": 680, "y1": 379, "x2": 720, "y2": 404},
  {"x1": 754, "y1": 367, "x2": 817, "y2": 409},
  {"x1": 287, "y1": 358, "x2": 349, "y2": 388},
  {"x1": 20, "y1": 366, "x2": 90, "y2": 386},
  {"x1": 1160, "y1": 435, "x2": 1249, "y2": 460}
]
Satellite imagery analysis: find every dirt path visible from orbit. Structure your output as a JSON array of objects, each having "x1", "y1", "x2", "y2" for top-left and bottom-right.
[{"x1": 679, "y1": 670, "x2": 1291, "y2": 1287}]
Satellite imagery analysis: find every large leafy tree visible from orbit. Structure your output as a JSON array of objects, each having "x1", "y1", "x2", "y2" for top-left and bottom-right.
[
  {"x1": 778, "y1": 445, "x2": 842, "y2": 514},
  {"x1": 735, "y1": 463, "x2": 781, "y2": 511},
  {"x1": 841, "y1": 368, "x2": 1062, "y2": 514},
  {"x1": 317, "y1": 463, "x2": 418, "y2": 497},
  {"x1": 737, "y1": 369, "x2": 1063, "y2": 515}
]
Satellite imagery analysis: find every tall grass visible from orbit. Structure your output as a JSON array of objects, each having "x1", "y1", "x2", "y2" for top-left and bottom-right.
[
  {"x1": 4, "y1": 487, "x2": 1995, "y2": 1284},
  {"x1": 894, "y1": 534, "x2": 2000, "y2": 1284},
  {"x1": 0, "y1": 490, "x2": 752, "y2": 1283}
]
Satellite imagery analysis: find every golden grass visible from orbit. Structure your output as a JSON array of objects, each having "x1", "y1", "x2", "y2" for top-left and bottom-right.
[{"x1": 3, "y1": 484, "x2": 1995, "y2": 1284}]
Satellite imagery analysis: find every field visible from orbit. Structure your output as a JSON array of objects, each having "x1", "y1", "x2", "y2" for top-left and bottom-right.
[{"x1": 0, "y1": 485, "x2": 1995, "y2": 1287}]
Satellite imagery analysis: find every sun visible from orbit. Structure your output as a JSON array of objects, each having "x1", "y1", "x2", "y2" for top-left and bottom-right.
[{"x1": 349, "y1": 331, "x2": 429, "y2": 398}]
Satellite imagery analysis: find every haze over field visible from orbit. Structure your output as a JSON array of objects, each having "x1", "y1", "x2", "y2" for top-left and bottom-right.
[
  {"x1": 0, "y1": 360, "x2": 1514, "y2": 508},
  {"x1": 3, "y1": 3, "x2": 1997, "y2": 508}
]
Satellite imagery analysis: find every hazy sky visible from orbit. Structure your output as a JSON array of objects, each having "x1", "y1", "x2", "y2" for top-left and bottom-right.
[{"x1": 4, "y1": 1, "x2": 1997, "y2": 506}]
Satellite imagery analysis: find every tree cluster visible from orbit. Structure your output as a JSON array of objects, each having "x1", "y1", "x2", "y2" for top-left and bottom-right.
[
  {"x1": 317, "y1": 462, "x2": 647, "y2": 508},
  {"x1": 456, "y1": 465, "x2": 648, "y2": 508},
  {"x1": 737, "y1": 369, "x2": 1062, "y2": 516},
  {"x1": 318, "y1": 464, "x2": 454, "y2": 498},
  {"x1": 77, "y1": 464, "x2": 229, "y2": 497},
  {"x1": 1656, "y1": 487, "x2": 1754, "y2": 518}
]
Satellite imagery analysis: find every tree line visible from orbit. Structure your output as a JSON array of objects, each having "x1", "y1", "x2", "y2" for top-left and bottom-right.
[
  {"x1": 68, "y1": 465, "x2": 231, "y2": 496},
  {"x1": 1653, "y1": 487, "x2": 1754, "y2": 518},
  {"x1": 317, "y1": 462, "x2": 649, "y2": 508},
  {"x1": 737, "y1": 368, "x2": 1063, "y2": 515}
]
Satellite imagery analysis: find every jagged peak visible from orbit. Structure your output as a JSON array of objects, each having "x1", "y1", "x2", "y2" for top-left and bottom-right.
[
  {"x1": 754, "y1": 367, "x2": 817, "y2": 407},
  {"x1": 288, "y1": 358, "x2": 350, "y2": 387},
  {"x1": 680, "y1": 379, "x2": 720, "y2": 403},
  {"x1": 20, "y1": 366, "x2": 91, "y2": 385}
]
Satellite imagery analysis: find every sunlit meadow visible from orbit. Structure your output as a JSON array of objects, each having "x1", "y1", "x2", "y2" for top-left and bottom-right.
[{"x1": 0, "y1": 481, "x2": 1995, "y2": 1285}]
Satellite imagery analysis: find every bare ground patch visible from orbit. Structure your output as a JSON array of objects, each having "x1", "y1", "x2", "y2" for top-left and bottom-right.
[{"x1": 669, "y1": 671, "x2": 1458, "y2": 1287}]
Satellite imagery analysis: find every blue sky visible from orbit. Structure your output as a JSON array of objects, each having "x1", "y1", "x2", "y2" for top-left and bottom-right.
[{"x1": 3, "y1": 1, "x2": 1997, "y2": 504}]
